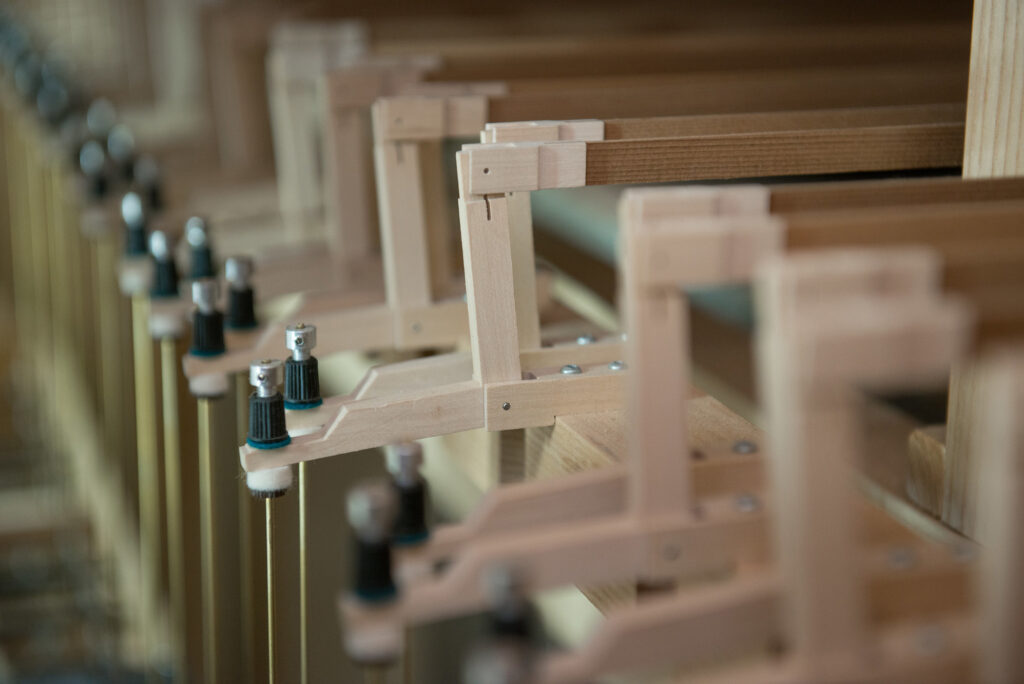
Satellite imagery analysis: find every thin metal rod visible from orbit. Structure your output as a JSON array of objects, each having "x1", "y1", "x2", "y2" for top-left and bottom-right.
[
  {"x1": 198, "y1": 398, "x2": 218, "y2": 683},
  {"x1": 266, "y1": 497, "x2": 276, "y2": 684},
  {"x1": 299, "y1": 460, "x2": 308, "y2": 684},
  {"x1": 132, "y1": 293, "x2": 160, "y2": 675},
  {"x1": 161, "y1": 337, "x2": 186, "y2": 682},
  {"x1": 236, "y1": 374, "x2": 256, "y2": 684}
]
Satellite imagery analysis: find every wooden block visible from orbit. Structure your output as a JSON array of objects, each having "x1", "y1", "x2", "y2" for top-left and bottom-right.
[
  {"x1": 484, "y1": 119, "x2": 604, "y2": 143},
  {"x1": 906, "y1": 425, "x2": 947, "y2": 518},
  {"x1": 463, "y1": 141, "x2": 587, "y2": 194}
]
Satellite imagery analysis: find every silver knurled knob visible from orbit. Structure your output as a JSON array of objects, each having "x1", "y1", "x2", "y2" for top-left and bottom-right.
[
  {"x1": 285, "y1": 323, "x2": 317, "y2": 361},
  {"x1": 107, "y1": 123, "x2": 135, "y2": 163},
  {"x1": 149, "y1": 230, "x2": 170, "y2": 261},
  {"x1": 121, "y1": 191, "x2": 143, "y2": 228},
  {"x1": 224, "y1": 255, "x2": 253, "y2": 291},
  {"x1": 185, "y1": 216, "x2": 208, "y2": 248},
  {"x1": 347, "y1": 480, "x2": 397, "y2": 543},
  {"x1": 249, "y1": 359, "x2": 283, "y2": 397},
  {"x1": 386, "y1": 442, "x2": 423, "y2": 487},
  {"x1": 191, "y1": 278, "x2": 219, "y2": 314}
]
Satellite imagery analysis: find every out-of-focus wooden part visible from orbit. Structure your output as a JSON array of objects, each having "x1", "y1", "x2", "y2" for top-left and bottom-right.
[{"x1": 944, "y1": 0, "x2": 1024, "y2": 538}]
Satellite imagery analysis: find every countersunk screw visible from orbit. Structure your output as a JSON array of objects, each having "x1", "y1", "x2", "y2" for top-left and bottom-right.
[
  {"x1": 735, "y1": 493, "x2": 759, "y2": 513},
  {"x1": 608, "y1": 360, "x2": 625, "y2": 371},
  {"x1": 560, "y1": 364, "x2": 582, "y2": 375},
  {"x1": 502, "y1": 402, "x2": 511, "y2": 411},
  {"x1": 887, "y1": 547, "x2": 916, "y2": 570},
  {"x1": 732, "y1": 440, "x2": 758, "y2": 454}
]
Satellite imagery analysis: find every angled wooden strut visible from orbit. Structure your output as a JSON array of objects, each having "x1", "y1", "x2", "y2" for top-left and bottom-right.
[{"x1": 238, "y1": 105, "x2": 979, "y2": 474}]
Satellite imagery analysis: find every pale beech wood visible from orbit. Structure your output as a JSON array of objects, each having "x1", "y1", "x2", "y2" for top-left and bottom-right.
[
  {"x1": 757, "y1": 250, "x2": 971, "y2": 679},
  {"x1": 457, "y1": 154, "x2": 523, "y2": 384},
  {"x1": 944, "y1": 0, "x2": 1024, "y2": 539},
  {"x1": 374, "y1": 139, "x2": 433, "y2": 309},
  {"x1": 506, "y1": 191, "x2": 541, "y2": 351},
  {"x1": 975, "y1": 351, "x2": 1024, "y2": 683}
]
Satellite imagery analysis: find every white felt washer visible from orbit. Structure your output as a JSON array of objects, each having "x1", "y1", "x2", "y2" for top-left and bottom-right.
[{"x1": 246, "y1": 465, "x2": 294, "y2": 495}]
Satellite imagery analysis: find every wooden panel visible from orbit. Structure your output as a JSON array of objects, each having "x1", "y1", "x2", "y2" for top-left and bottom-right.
[
  {"x1": 602, "y1": 103, "x2": 964, "y2": 140},
  {"x1": 586, "y1": 123, "x2": 963, "y2": 186},
  {"x1": 771, "y1": 175, "x2": 1024, "y2": 213},
  {"x1": 491, "y1": 64, "x2": 967, "y2": 122}
]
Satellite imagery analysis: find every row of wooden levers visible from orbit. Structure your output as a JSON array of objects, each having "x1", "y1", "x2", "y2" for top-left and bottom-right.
[{"x1": 2, "y1": 1, "x2": 1024, "y2": 682}]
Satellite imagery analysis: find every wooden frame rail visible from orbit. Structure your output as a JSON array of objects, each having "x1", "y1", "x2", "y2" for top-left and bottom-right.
[{"x1": 237, "y1": 108, "x2": 970, "y2": 473}]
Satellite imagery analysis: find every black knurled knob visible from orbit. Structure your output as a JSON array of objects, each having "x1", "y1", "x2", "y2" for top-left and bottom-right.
[
  {"x1": 190, "y1": 279, "x2": 225, "y2": 357},
  {"x1": 227, "y1": 287, "x2": 257, "y2": 330},
  {"x1": 284, "y1": 357, "x2": 321, "y2": 408},
  {"x1": 247, "y1": 359, "x2": 290, "y2": 450}
]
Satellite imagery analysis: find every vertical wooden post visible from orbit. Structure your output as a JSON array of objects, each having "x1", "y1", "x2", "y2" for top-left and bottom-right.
[
  {"x1": 455, "y1": 152, "x2": 522, "y2": 384},
  {"x1": 374, "y1": 138, "x2": 433, "y2": 312},
  {"x1": 975, "y1": 352, "x2": 1024, "y2": 683},
  {"x1": 945, "y1": 0, "x2": 1024, "y2": 535},
  {"x1": 621, "y1": 218, "x2": 691, "y2": 521},
  {"x1": 506, "y1": 190, "x2": 541, "y2": 352}
]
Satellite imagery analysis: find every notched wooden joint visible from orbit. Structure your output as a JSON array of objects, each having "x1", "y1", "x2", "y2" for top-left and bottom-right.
[{"x1": 462, "y1": 141, "x2": 587, "y2": 194}]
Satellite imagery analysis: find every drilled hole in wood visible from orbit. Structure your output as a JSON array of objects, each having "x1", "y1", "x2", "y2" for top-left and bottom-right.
[{"x1": 482, "y1": 167, "x2": 490, "y2": 174}]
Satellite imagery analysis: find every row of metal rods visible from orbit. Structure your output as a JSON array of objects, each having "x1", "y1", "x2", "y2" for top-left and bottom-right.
[{"x1": 0, "y1": 87, "x2": 318, "y2": 684}]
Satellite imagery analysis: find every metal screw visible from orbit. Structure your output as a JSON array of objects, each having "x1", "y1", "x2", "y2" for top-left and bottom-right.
[
  {"x1": 887, "y1": 547, "x2": 916, "y2": 570},
  {"x1": 576, "y1": 334, "x2": 595, "y2": 345},
  {"x1": 249, "y1": 359, "x2": 283, "y2": 397},
  {"x1": 502, "y1": 402, "x2": 511, "y2": 411},
  {"x1": 285, "y1": 323, "x2": 317, "y2": 362},
  {"x1": 560, "y1": 364, "x2": 582, "y2": 375},
  {"x1": 735, "y1": 493, "x2": 759, "y2": 513},
  {"x1": 608, "y1": 360, "x2": 625, "y2": 371},
  {"x1": 951, "y1": 543, "x2": 977, "y2": 563},
  {"x1": 732, "y1": 440, "x2": 758, "y2": 454}
]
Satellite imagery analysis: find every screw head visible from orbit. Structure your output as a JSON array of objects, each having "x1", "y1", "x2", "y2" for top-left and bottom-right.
[
  {"x1": 732, "y1": 440, "x2": 758, "y2": 454},
  {"x1": 502, "y1": 402, "x2": 511, "y2": 411},
  {"x1": 887, "y1": 547, "x2": 916, "y2": 570},
  {"x1": 576, "y1": 334, "x2": 595, "y2": 345},
  {"x1": 560, "y1": 364, "x2": 582, "y2": 375},
  {"x1": 224, "y1": 255, "x2": 253, "y2": 288},
  {"x1": 608, "y1": 360, "x2": 625, "y2": 371},
  {"x1": 734, "y1": 493, "x2": 760, "y2": 513},
  {"x1": 249, "y1": 358, "x2": 283, "y2": 388}
]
